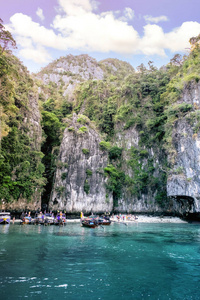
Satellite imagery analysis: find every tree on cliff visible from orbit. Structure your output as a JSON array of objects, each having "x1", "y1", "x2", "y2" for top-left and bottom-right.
[
  {"x1": 0, "y1": 18, "x2": 16, "y2": 54},
  {"x1": 0, "y1": 18, "x2": 17, "y2": 148}
]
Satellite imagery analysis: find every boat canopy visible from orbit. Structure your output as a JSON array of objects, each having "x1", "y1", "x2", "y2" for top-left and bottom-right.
[{"x1": 0, "y1": 212, "x2": 10, "y2": 216}]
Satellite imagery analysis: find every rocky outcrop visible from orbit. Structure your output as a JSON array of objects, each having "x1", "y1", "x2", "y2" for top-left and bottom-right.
[
  {"x1": 1, "y1": 88, "x2": 42, "y2": 212},
  {"x1": 4, "y1": 50, "x2": 200, "y2": 217},
  {"x1": 24, "y1": 89, "x2": 42, "y2": 150},
  {"x1": 3, "y1": 190, "x2": 41, "y2": 212},
  {"x1": 36, "y1": 54, "x2": 105, "y2": 101},
  {"x1": 49, "y1": 114, "x2": 112, "y2": 213},
  {"x1": 167, "y1": 81, "x2": 200, "y2": 214},
  {"x1": 37, "y1": 58, "x2": 200, "y2": 216},
  {"x1": 167, "y1": 119, "x2": 200, "y2": 213},
  {"x1": 49, "y1": 118, "x2": 166, "y2": 214},
  {"x1": 115, "y1": 125, "x2": 163, "y2": 213},
  {"x1": 36, "y1": 54, "x2": 134, "y2": 101}
]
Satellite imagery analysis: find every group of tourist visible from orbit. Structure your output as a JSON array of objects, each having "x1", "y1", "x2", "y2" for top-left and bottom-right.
[{"x1": 112, "y1": 214, "x2": 138, "y2": 222}]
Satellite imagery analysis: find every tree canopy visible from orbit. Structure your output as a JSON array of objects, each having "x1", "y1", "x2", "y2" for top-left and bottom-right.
[{"x1": 0, "y1": 18, "x2": 16, "y2": 54}]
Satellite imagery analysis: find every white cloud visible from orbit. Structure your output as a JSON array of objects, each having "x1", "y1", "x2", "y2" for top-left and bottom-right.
[
  {"x1": 120, "y1": 7, "x2": 134, "y2": 22},
  {"x1": 140, "y1": 22, "x2": 200, "y2": 56},
  {"x1": 58, "y1": 0, "x2": 94, "y2": 15},
  {"x1": 36, "y1": 7, "x2": 45, "y2": 21},
  {"x1": 8, "y1": 13, "x2": 67, "y2": 49},
  {"x1": 140, "y1": 24, "x2": 166, "y2": 56},
  {"x1": 19, "y1": 45, "x2": 52, "y2": 64},
  {"x1": 144, "y1": 15, "x2": 169, "y2": 24},
  {"x1": 52, "y1": 10, "x2": 139, "y2": 53},
  {"x1": 16, "y1": 36, "x2": 33, "y2": 49},
  {"x1": 124, "y1": 7, "x2": 134, "y2": 20},
  {"x1": 6, "y1": 0, "x2": 200, "y2": 65},
  {"x1": 165, "y1": 21, "x2": 200, "y2": 52}
]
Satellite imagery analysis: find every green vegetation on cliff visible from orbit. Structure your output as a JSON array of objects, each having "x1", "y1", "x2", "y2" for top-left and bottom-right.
[
  {"x1": 0, "y1": 37, "x2": 45, "y2": 203},
  {"x1": 1, "y1": 20, "x2": 200, "y2": 211}
]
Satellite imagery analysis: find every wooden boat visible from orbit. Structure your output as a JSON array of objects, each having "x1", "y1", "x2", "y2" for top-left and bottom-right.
[
  {"x1": 22, "y1": 216, "x2": 32, "y2": 224},
  {"x1": 101, "y1": 218, "x2": 111, "y2": 225},
  {"x1": 0, "y1": 212, "x2": 11, "y2": 224},
  {"x1": 81, "y1": 218, "x2": 98, "y2": 228},
  {"x1": 54, "y1": 212, "x2": 66, "y2": 225},
  {"x1": 87, "y1": 214, "x2": 111, "y2": 226},
  {"x1": 44, "y1": 213, "x2": 54, "y2": 225},
  {"x1": 33, "y1": 212, "x2": 44, "y2": 225},
  {"x1": 98, "y1": 216, "x2": 111, "y2": 225}
]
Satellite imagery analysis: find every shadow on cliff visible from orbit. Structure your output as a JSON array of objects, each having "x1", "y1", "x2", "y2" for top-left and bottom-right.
[{"x1": 172, "y1": 195, "x2": 200, "y2": 223}]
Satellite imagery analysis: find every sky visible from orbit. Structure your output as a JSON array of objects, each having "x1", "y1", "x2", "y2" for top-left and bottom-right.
[{"x1": 1, "y1": 0, "x2": 200, "y2": 73}]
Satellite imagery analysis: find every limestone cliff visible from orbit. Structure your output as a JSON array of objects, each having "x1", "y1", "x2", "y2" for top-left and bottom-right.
[
  {"x1": 39, "y1": 54, "x2": 200, "y2": 217},
  {"x1": 49, "y1": 114, "x2": 112, "y2": 213},
  {"x1": 0, "y1": 54, "x2": 43, "y2": 212},
  {"x1": 4, "y1": 88, "x2": 42, "y2": 212},
  {"x1": 45, "y1": 55, "x2": 169, "y2": 215},
  {"x1": 167, "y1": 81, "x2": 200, "y2": 215},
  {"x1": 114, "y1": 126, "x2": 163, "y2": 213},
  {"x1": 36, "y1": 54, "x2": 104, "y2": 101},
  {"x1": 4, "y1": 37, "x2": 200, "y2": 218},
  {"x1": 35, "y1": 54, "x2": 134, "y2": 101}
]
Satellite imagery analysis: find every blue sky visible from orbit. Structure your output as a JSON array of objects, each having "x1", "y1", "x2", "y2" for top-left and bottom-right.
[{"x1": 1, "y1": 0, "x2": 200, "y2": 73}]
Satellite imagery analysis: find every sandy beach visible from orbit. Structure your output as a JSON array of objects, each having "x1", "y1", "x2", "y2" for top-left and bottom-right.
[
  {"x1": 67, "y1": 215, "x2": 187, "y2": 224},
  {"x1": 110, "y1": 215, "x2": 187, "y2": 223},
  {"x1": 12, "y1": 215, "x2": 187, "y2": 224}
]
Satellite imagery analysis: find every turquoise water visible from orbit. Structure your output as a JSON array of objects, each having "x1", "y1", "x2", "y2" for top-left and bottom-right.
[{"x1": 1, "y1": 222, "x2": 200, "y2": 300}]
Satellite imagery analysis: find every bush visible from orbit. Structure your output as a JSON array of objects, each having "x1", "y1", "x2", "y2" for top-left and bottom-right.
[
  {"x1": 104, "y1": 164, "x2": 125, "y2": 206},
  {"x1": 184, "y1": 73, "x2": 200, "y2": 83},
  {"x1": 109, "y1": 146, "x2": 123, "y2": 160},
  {"x1": 77, "y1": 114, "x2": 90, "y2": 125},
  {"x1": 86, "y1": 169, "x2": 92, "y2": 176},
  {"x1": 61, "y1": 172, "x2": 67, "y2": 180},
  {"x1": 139, "y1": 149, "x2": 149, "y2": 158},
  {"x1": 68, "y1": 126, "x2": 75, "y2": 132},
  {"x1": 82, "y1": 148, "x2": 90, "y2": 155},
  {"x1": 57, "y1": 161, "x2": 66, "y2": 169},
  {"x1": 84, "y1": 180, "x2": 90, "y2": 194},
  {"x1": 99, "y1": 141, "x2": 111, "y2": 151},
  {"x1": 165, "y1": 103, "x2": 193, "y2": 118},
  {"x1": 78, "y1": 126, "x2": 88, "y2": 133},
  {"x1": 124, "y1": 115, "x2": 142, "y2": 130},
  {"x1": 55, "y1": 186, "x2": 65, "y2": 196}
]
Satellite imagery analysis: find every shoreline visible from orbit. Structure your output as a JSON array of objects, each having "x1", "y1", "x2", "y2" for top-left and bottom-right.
[
  {"x1": 11, "y1": 215, "x2": 187, "y2": 224},
  {"x1": 110, "y1": 215, "x2": 187, "y2": 223}
]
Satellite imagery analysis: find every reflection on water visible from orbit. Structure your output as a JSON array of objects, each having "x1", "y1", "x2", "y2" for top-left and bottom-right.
[
  {"x1": 0, "y1": 224, "x2": 10, "y2": 234},
  {"x1": 0, "y1": 223, "x2": 200, "y2": 299}
]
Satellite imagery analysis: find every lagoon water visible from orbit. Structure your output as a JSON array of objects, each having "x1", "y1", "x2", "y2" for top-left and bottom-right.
[{"x1": 1, "y1": 222, "x2": 200, "y2": 300}]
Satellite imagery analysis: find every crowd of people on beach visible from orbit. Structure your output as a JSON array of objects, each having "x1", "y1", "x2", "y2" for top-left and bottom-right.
[
  {"x1": 111, "y1": 214, "x2": 138, "y2": 222},
  {"x1": 11, "y1": 211, "x2": 138, "y2": 224},
  {"x1": 12, "y1": 210, "x2": 67, "y2": 225}
]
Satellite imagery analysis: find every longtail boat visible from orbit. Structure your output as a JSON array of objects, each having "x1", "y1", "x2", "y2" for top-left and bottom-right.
[
  {"x1": 33, "y1": 212, "x2": 44, "y2": 225},
  {"x1": 81, "y1": 217, "x2": 98, "y2": 228},
  {"x1": 44, "y1": 213, "x2": 54, "y2": 225},
  {"x1": 22, "y1": 216, "x2": 32, "y2": 224},
  {"x1": 99, "y1": 217, "x2": 111, "y2": 225},
  {"x1": 0, "y1": 212, "x2": 11, "y2": 224},
  {"x1": 54, "y1": 212, "x2": 67, "y2": 225}
]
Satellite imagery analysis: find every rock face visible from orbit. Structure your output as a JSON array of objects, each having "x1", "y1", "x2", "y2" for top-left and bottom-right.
[
  {"x1": 4, "y1": 190, "x2": 41, "y2": 212},
  {"x1": 115, "y1": 126, "x2": 163, "y2": 213},
  {"x1": 50, "y1": 117, "x2": 165, "y2": 214},
  {"x1": 167, "y1": 81, "x2": 200, "y2": 214},
  {"x1": 49, "y1": 114, "x2": 112, "y2": 213},
  {"x1": 25, "y1": 90, "x2": 42, "y2": 150},
  {"x1": 36, "y1": 54, "x2": 134, "y2": 101},
  {"x1": 36, "y1": 54, "x2": 200, "y2": 217},
  {"x1": 36, "y1": 54, "x2": 105, "y2": 101},
  {"x1": 2, "y1": 89, "x2": 42, "y2": 212}
]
